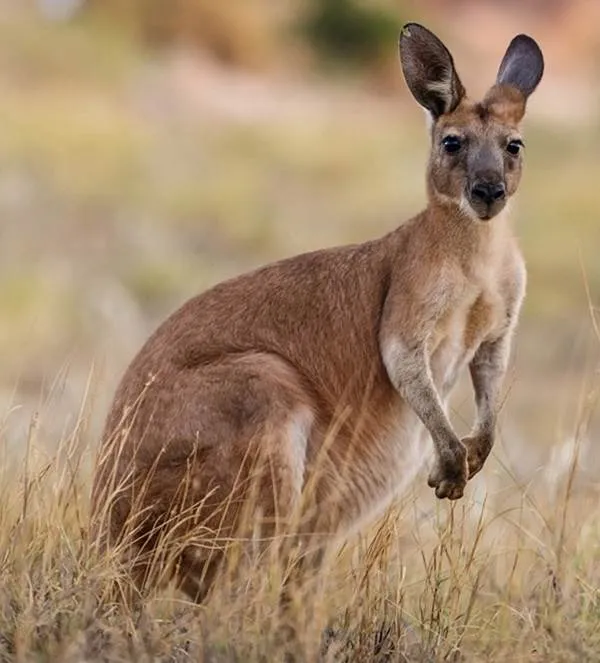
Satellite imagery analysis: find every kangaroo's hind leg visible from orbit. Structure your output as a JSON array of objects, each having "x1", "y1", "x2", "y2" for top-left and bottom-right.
[{"x1": 116, "y1": 352, "x2": 318, "y2": 603}]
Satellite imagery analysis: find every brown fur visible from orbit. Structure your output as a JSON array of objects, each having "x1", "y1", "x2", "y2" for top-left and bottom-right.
[{"x1": 89, "y1": 24, "x2": 544, "y2": 602}]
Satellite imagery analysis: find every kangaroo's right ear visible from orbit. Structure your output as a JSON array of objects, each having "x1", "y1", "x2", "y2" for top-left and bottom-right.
[{"x1": 399, "y1": 23, "x2": 466, "y2": 120}]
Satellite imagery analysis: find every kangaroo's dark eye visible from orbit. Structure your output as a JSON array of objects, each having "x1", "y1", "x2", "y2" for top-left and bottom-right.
[
  {"x1": 506, "y1": 139, "x2": 524, "y2": 156},
  {"x1": 442, "y1": 135, "x2": 462, "y2": 154}
]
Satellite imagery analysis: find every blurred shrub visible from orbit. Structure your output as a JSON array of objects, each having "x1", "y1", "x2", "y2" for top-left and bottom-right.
[
  {"x1": 87, "y1": 0, "x2": 281, "y2": 69},
  {"x1": 300, "y1": 0, "x2": 401, "y2": 67},
  {"x1": 86, "y1": 0, "x2": 404, "y2": 77}
]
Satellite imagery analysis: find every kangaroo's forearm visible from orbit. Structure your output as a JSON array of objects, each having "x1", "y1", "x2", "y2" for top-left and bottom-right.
[
  {"x1": 382, "y1": 338, "x2": 460, "y2": 449},
  {"x1": 469, "y1": 334, "x2": 511, "y2": 437}
]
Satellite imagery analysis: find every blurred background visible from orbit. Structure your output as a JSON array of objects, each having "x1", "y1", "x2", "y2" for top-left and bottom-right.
[{"x1": 1, "y1": 0, "x2": 600, "y2": 491}]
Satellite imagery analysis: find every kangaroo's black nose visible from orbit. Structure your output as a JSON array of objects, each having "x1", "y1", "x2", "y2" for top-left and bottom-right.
[{"x1": 471, "y1": 181, "x2": 505, "y2": 205}]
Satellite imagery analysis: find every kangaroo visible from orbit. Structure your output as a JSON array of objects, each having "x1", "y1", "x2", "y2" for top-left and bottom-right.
[{"x1": 90, "y1": 24, "x2": 544, "y2": 602}]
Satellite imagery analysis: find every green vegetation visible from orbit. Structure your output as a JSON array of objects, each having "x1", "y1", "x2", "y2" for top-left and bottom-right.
[{"x1": 301, "y1": 0, "x2": 402, "y2": 67}]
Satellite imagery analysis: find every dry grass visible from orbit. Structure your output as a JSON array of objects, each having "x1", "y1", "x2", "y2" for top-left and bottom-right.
[{"x1": 2, "y1": 370, "x2": 600, "y2": 662}]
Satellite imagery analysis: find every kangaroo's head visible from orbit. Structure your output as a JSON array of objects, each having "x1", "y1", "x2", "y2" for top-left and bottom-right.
[{"x1": 399, "y1": 23, "x2": 544, "y2": 221}]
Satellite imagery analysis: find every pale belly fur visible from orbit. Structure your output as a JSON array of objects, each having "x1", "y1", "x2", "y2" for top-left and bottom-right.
[{"x1": 333, "y1": 407, "x2": 434, "y2": 543}]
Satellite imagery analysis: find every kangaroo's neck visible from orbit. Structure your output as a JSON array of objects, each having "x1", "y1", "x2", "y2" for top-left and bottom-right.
[
  {"x1": 423, "y1": 197, "x2": 513, "y2": 261},
  {"x1": 381, "y1": 197, "x2": 514, "y2": 281}
]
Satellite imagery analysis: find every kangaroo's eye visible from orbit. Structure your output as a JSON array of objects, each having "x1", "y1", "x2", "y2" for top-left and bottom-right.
[
  {"x1": 506, "y1": 139, "x2": 524, "y2": 156},
  {"x1": 442, "y1": 135, "x2": 462, "y2": 154}
]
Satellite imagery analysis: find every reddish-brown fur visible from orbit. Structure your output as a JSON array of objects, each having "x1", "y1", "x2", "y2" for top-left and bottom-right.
[{"x1": 90, "y1": 24, "x2": 544, "y2": 602}]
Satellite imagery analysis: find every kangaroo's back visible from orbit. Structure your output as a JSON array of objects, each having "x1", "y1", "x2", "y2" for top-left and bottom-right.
[{"x1": 118, "y1": 239, "x2": 393, "y2": 415}]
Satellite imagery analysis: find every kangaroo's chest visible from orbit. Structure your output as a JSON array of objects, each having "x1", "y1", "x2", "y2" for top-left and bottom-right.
[
  {"x1": 429, "y1": 284, "x2": 504, "y2": 393},
  {"x1": 324, "y1": 287, "x2": 505, "y2": 540}
]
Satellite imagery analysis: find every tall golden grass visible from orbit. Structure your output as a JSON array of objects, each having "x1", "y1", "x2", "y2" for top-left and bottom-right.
[{"x1": 2, "y1": 368, "x2": 600, "y2": 662}]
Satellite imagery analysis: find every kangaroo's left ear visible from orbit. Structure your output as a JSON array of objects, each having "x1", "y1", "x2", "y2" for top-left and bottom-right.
[{"x1": 496, "y1": 34, "x2": 544, "y2": 99}]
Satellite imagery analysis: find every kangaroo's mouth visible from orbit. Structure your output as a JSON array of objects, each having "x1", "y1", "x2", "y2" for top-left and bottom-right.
[{"x1": 463, "y1": 192, "x2": 507, "y2": 222}]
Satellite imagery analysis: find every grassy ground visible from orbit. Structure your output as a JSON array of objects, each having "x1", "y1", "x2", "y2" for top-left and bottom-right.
[
  {"x1": 2, "y1": 413, "x2": 600, "y2": 662},
  {"x1": 1, "y1": 10, "x2": 600, "y2": 662}
]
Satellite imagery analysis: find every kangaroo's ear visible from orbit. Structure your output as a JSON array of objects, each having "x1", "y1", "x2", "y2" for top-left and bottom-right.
[
  {"x1": 399, "y1": 23, "x2": 466, "y2": 119},
  {"x1": 496, "y1": 34, "x2": 544, "y2": 99}
]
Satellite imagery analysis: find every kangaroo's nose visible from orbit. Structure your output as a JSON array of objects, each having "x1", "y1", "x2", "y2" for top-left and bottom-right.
[{"x1": 470, "y1": 181, "x2": 505, "y2": 205}]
